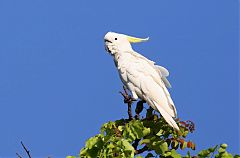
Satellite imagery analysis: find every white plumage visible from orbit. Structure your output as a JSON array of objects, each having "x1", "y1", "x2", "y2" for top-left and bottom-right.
[{"x1": 104, "y1": 32, "x2": 179, "y2": 130}]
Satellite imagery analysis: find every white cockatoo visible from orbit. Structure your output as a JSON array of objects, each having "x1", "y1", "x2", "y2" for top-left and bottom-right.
[{"x1": 104, "y1": 32, "x2": 179, "y2": 130}]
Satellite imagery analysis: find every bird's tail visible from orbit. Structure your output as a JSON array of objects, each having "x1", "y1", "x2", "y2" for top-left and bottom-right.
[{"x1": 152, "y1": 101, "x2": 180, "y2": 131}]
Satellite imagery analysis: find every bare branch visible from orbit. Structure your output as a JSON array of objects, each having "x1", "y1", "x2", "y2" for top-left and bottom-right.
[
  {"x1": 127, "y1": 102, "x2": 133, "y2": 120},
  {"x1": 20, "y1": 141, "x2": 32, "y2": 158},
  {"x1": 120, "y1": 86, "x2": 133, "y2": 120},
  {"x1": 16, "y1": 153, "x2": 23, "y2": 158}
]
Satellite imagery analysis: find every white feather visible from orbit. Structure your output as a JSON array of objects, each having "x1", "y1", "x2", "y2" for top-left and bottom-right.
[{"x1": 152, "y1": 101, "x2": 179, "y2": 130}]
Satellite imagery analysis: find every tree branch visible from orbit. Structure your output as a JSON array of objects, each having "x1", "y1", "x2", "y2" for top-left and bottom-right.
[
  {"x1": 20, "y1": 141, "x2": 32, "y2": 158},
  {"x1": 120, "y1": 86, "x2": 133, "y2": 120},
  {"x1": 114, "y1": 127, "x2": 122, "y2": 137},
  {"x1": 16, "y1": 153, "x2": 23, "y2": 158},
  {"x1": 127, "y1": 102, "x2": 133, "y2": 120}
]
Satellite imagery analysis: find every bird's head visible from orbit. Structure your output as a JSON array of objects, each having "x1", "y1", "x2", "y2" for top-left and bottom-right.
[{"x1": 104, "y1": 32, "x2": 149, "y2": 55}]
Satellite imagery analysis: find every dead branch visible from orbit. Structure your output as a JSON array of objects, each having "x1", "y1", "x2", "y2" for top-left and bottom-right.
[
  {"x1": 20, "y1": 141, "x2": 32, "y2": 158},
  {"x1": 16, "y1": 153, "x2": 23, "y2": 158}
]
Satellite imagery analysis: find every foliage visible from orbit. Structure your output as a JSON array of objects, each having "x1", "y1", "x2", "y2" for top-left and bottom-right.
[{"x1": 67, "y1": 101, "x2": 239, "y2": 158}]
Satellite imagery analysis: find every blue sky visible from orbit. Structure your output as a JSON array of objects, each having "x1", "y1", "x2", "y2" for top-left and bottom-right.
[{"x1": 0, "y1": 0, "x2": 238, "y2": 157}]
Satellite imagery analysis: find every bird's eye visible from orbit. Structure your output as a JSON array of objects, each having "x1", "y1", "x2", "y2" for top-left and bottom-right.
[{"x1": 115, "y1": 38, "x2": 117, "y2": 40}]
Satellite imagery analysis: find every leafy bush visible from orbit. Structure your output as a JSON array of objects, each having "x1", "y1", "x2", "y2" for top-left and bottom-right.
[{"x1": 68, "y1": 95, "x2": 239, "y2": 158}]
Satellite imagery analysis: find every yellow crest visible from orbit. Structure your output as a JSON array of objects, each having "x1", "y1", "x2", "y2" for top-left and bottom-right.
[{"x1": 126, "y1": 35, "x2": 149, "y2": 43}]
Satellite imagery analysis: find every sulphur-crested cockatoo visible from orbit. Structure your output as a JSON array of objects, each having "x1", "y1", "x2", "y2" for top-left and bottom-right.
[{"x1": 104, "y1": 32, "x2": 179, "y2": 130}]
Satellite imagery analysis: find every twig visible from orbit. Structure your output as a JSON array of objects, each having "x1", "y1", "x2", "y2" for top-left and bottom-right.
[
  {"x1": 127, "y1": 102, "x2": 133, "y2": 120},
  {"x1": 16, "y1": 153, "x2": 23, "y2": 158},
  {"x1": 210, "y1": 145, "x2": 218, "y2": 158},
  {"x1": 120, "y1": 86, "x2": 133, "y2": 120},
  {"x1": 20, "y1": 141, "x2": 32, "y2": 158},
  {"x1": 114, "y1": 127, "x2": 122, "y2": 137},
  {"x1": 123, "y1": 86, "x2": 128, "y2": 96}
]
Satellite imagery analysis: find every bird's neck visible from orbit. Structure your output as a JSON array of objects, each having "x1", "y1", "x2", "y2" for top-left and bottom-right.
[{"x1": 113, "y1": 50, "x2": 133, "y2": 68}]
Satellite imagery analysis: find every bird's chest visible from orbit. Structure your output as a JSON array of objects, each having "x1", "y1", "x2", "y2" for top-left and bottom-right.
[
  {"x1": 117, "y1": 58, "x2": 130, "y2": 84},
  {"x1": 114, "y1": 55, "x2": 133, "y2": 81}
]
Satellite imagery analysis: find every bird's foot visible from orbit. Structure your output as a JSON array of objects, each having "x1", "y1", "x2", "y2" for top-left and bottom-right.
[
  {"x1": 124, "y1": 95, "x2": 137, "y2": 104},
  {"x1": 119, "y1": 86, "x2": 136, "y2": 104}
]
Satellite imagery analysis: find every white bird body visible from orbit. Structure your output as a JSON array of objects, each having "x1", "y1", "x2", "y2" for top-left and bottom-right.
[{"x1": 104, "y1": 32, "x2": 179, "y2": 130}]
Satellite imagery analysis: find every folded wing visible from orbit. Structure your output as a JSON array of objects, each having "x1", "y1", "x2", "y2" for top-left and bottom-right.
[{"x1": 126, "y1": 54, "x2": 179, "y2": 130}]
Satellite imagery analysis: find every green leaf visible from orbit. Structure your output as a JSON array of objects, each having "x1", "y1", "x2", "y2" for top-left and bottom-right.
[
  {"x1": 140, "y1": 139, "x2": 150, "y2": 145},
  {"x1": 118, "y1": 139, "x2": 135, "y2": 158},
  {"x1": 182, "y1": 130, "x2": 189, "y2": 137},
  {"x1": 85, "y1": 136, "x2": 99, "y2": 149},
  {"x1": 198, "y1": 149, "x2": 211, "y2": 157},
  {"x1": 66, "y1": 156, "x2": 76, "y2": 158},
  {"x1": 115, "y1": 119, "x2": 125, "y2": 125},
  {"x1": 107, "y1": 143, "x2": 115, "y2": 149},
  {"x1": 169, "y1": 149, "x2": 181, "y2": 158},
  {"x1": 118, "y1": 125, "x2": 124, "y2": 131},
  {"x1": 121, "y1": 139, "x2": 134, "y2": 151},
  {"x1": 156, "y1": 129, "x2": 164, "y2": 136},
  {"x1": 123, "y1": 120, "x2": 147, "y2": 142},
  {"x1": 220, "y1": 143, "x2": 228, "y2": 149},
  {"x1": 180, "y1": 141, "x2": 187, "y2": 150},
  {"x1": 218, "y1": 147, "x2": 226, "y2": 153},
  {"x1": 100, "y1": 121, "x2": 117, "y2": 138},
  {"x1": 159, "y1": 141, "x2": 169, "y2": 154},
  {"x1": 85, "y1": 147, "x2": 99, "y2": 157},
  {"x1": 208, "y1": 145, "x2": 218, "y2": 152},
  {"x1": 123, "y1": 123, "x2": 136, "y2": 141},
  {"x1": 79, "y1": 147, "x2": 87, "y2": 156},
  {"x1": 143, "y1": 127, "x2": 151, "y2": 136},
  {"x1": 130, "y1": 120, "x2": 144, "y2": 139},
  {"x1": 153, "y1": 114, "x2": 158, "y2": 121}
]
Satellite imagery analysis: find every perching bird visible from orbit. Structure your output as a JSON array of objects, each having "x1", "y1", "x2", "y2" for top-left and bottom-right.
[{"x1": 104, "y1": 32, "x2": 179, "y2": 130}]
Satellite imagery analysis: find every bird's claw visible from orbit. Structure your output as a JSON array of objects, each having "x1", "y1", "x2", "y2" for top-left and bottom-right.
[
  {"x1": 120, "y1": 90, "x2": 136, "y2": 104},
  {"x1": 123, "y1": 95, "x2": 136, "y2": 104},
  {"x1": 119, "y1": 86, "x2": 132, "y2": 103}
]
